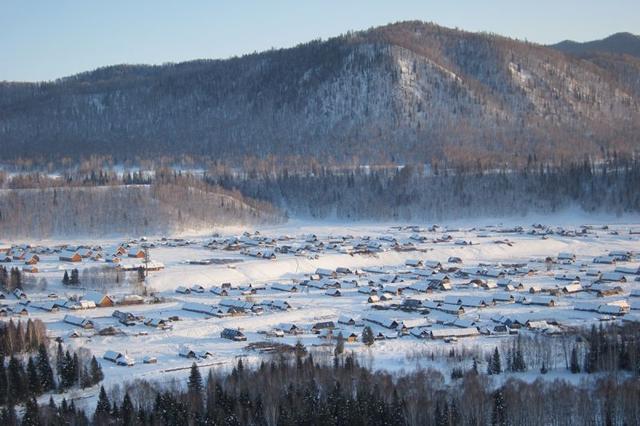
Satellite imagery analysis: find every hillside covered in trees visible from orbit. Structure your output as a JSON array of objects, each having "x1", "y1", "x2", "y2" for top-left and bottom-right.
[
  {"x1": 1, "y1": 21, "x2": 639, "y2": 168},
  {"x1": 0, "y1": 173, "x2": 283, "y2": 237},
  {"x1": 211, "y1": 157, "x2": 640, "y2": 221}
]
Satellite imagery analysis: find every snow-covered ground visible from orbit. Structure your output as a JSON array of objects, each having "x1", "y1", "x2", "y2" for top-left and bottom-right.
[{"x1": 2, "y1": 215, "x2": 640, "y2": 410}]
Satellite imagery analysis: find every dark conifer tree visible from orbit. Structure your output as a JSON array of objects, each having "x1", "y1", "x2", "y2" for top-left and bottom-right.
[
  {"x1": 362, "y1": 326, "x2": 375, "y2": 346},
  {"x1": 335, "y1": 332, "x2": 345, "y2": 355},
  {"x1": 570, "y1": 347, "x2": 581, "y2": 374},
  {"x1": 492, "y1": 388, "x2": 506, "y2": 426},
  {"x1": 90, "y1": 355, "x2": 104, "y2": 385},
  {"x1": 7, "y1": 356, "x2": 26, "y2": 401},
  {"x1": 93, "y1": 386, "x2": 111, "y2": 424},
  {"x1": 0, "y1": 354, "x2": 6, "y2": 405},
  {"x1": 491, "y1": 347, "x2": 502, "y2": 375},
  {"x1": 21, "y1": 398, "x2": 40, "y2": 426},
  {"x1": 26, "y1": 356, "x2": 41, "y2": 396},
  {"x1": 36, "y1": 343, "x2": 55, "y2": 392},
  {"x1": 121, "y1": 393, "x2": 134, "y2": 426}
]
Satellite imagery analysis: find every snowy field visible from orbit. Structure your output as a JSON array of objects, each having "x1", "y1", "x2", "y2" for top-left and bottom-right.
[{"x1": 2, "y1": 216, "x2": 640, "y2": 405}]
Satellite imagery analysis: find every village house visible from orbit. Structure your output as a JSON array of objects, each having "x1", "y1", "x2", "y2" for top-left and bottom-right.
[
  {"x1": 59, "y1": 250, "x2": 82, "y2": 262},
  {"x1": 144, "y1": 317, "x2": 172, "y2": 330},
  {"x1": 128, "y1": 248, "x2": 145, "y2": 258},
  {"x1": 315, "y1": 268, "x2": 337, "y2": 278},
  {"x1": 338, "y1": 314, "x2": 361, "y2": 326},
  {"x1": 64, "y1": 314, "x2": 95, "y2": 329},
  {"x1": 112, "y1": 310, "x2": 138, "y2": 326},
  {"x1": 271, "y1": 283, "x2": 298, "y2": 292},
  {"x1": 405, "y1": 259, "x2": 423, "y2": 268},
  {"x1": 599, "y1": 272, "x2": 626, "y2": 283},
  {"x1": 615, "y1": 264, "x2": 640, "y2": 275},
  {"x1": 119, "y1": 294, "x2": 144, "y2": 305},
  {"x1": 593, "y1": 255, "x2": 616, "y2": 264},
  {"x1": 364, "y1": 313, "x2": 399, "y2": 329},
  {"x1": 562, "y1": 282, "x2": 583, "y2": 294},
  {"x1": 221, "y1": 328, "x2": 247, "y2": 341},
  {"x1": 526, "y1": 296, "x2": 558, "y2": 307},
  {"x1": 67, "y1": 300, "x2": 97, "y2": 310},
  {"x1": 311, "y1": 321, "x2": 335, "y2": 333},
  {"x1": 279, "y1": 323, "x2": 303, "y2": 335},
  {"x1": 210, "y1": 287, "x2": 229, "y2": 296},
  {"x1": 492, "y1": 293, "x2": 515, "y2": 303},
  {"x1": 13, "y1": 288, "x2": 27, "y2": 299},
  {"x1": 183, "y1": 303, "x2": 235, "y2": 317},
  {"x1": 23, "y1": 254, "x2": 39, "y2": 265},
  {"x1": 557, "y1": 252, "x2": 576, "y2": 262},
  {"x1": 30, "y1": 301, "x2": 60, "y2": 312},
  {"x1": 589, "y1": 284, "x2": 624, "y2": 297},
  {"x1": 82, "y1": 291, "x2": 115, "y2": 308},
  {"x1": 103, "y1": 350, "x2": 135, "y2": 366},
  {"x1": 430, "y1": 327, "x2": 480, "y2": 339}
]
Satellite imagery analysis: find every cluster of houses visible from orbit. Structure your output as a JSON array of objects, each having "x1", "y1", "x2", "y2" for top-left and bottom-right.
[
  {"x1": 0, "y1": 240, "x2": 165, "y2": 274},
  {"x1": 0, "y1": 290, "x2": 147, "y2": 319},
  {"x1": 168, "y1": 246, "x2": 639, "y2": 346}
]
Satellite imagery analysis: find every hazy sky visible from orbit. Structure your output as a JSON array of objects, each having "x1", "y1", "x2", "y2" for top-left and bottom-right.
[{"x1": 2, "y1": 0, "x2": 638, "y2": 82}]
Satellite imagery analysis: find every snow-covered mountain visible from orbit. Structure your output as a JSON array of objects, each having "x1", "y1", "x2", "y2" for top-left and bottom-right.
[{"x1": 1, "y1": 21, "x2": 639, "y2": 166}]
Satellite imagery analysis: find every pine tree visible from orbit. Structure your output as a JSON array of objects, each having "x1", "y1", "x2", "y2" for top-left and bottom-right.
[
  {"x1": 570, "y1": 347, "x2": 581, "y2": 373},
  {"x1": 60, "y1": 350, "x2": 76, "y2": 389},
  {"x1": 94, "y1": 386, "x2": 111, "y2": 424},
  {"x1": 37, "y1": 343, "x2": 55, "y2": 392},
  {"x1": 362, "y1": 326, "x2": 375, "y2": 346},
  {"x1": 188, "y1": 362, "x2": 203, "y2": 394},
  {"x1": 62, "y1": 270, "x2": 69, "y2": 285},
  {"x1": 0, "y1": 355, "x2": 6, "y2": 405},
  {"x1": 491, "y1": 347, "x2": 502, "y2": 375},
  {"x1": 188, "y1": 362, "x2": 204, "y2": 413},
  {"x1": 90, "y1": 355, "x2": 104, "y2": 384},
  {"x1": 21, "y1": 398, "x2": 40, "y2": 426},
  {"x1": 70, "y1": 269, "x2": 79, "y2": 286},
  {"x1": 335, "y1": 332, "x2": 345, "y2": 355},
  {"x1": 121, "y1": 393, "x2": 134, "y2": 426},
  {"x1": 512, "y1": 336, "x2": 527, "y2": 372},
  {"x1": 111, "y1": 401, "x2": 120, "y2": 423},
  {"x1": 26, "y1": 356, "x2": 41, "y2": 396},
  {"x1": 7, "y1": 356, "x2": 26, "y2": 401},
  {"x1": 55, "y1": 342, "x2": 64, "y2": 374},
  {"x1": 492, "y1": 388, "x2": 506, "y2": 426},
  {"x1": 72, "y1": 353, "x2": 79, "y2": 384},
  {"x1": 540, "y1": 362, "x2": 548, "y2": 374},
  {"x1": 80, "y1": 366, "x2": 91, "y2": 389}
]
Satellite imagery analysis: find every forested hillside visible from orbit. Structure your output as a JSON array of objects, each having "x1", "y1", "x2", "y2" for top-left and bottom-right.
[
  {"x1": 211, "y1": 158, "x2": 640, "y2": 221},
  {"x1": 1, "y1": 21, "x2": 639, "y2": 167},
  {"x1": 0, "y1": 178, "x2": 283, "y2": 237}
]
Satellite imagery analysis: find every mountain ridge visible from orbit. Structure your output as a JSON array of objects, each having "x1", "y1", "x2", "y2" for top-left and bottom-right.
[
  {"x1": 550, "y1": 32, "x2": 640, "y2": 58},
  {"x1": 1, "y1": 21, "x2": 639, "y2": 166}
]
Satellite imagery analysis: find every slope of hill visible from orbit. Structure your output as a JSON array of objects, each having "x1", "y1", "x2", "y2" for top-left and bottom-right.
[
  {"x1": 0, "y1": 183, "x2": 283, "y2": 238},
  {"x1": 1, "y1": 21, "x2": 639, "y2": 166},
  {"x1": 550, "y1": 32, "x2": 640, "y2": 58}
]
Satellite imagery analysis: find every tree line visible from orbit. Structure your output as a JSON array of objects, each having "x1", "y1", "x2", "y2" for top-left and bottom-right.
[
  {"x1": 0, "y1": 320, "x2": 103, "y2": 418},
  {"x1": 20, "y1": 350, "x2": 640, "y2": 426},
  {"x1": 0, "y1": 266, "x2": 23, "y2": 293}
]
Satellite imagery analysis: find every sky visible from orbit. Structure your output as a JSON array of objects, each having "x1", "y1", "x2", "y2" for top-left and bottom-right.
[{"x1": 1, "y1": 0, "x2": 638, "y2": 82}]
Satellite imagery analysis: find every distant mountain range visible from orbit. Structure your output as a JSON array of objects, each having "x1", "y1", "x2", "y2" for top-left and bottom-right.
[
  {"x1": 550, "y1": 32, "x2": 640, "y2": 58},
  {"x1": 1, "y1": 22, "x2": 639, "y2": 166}
]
